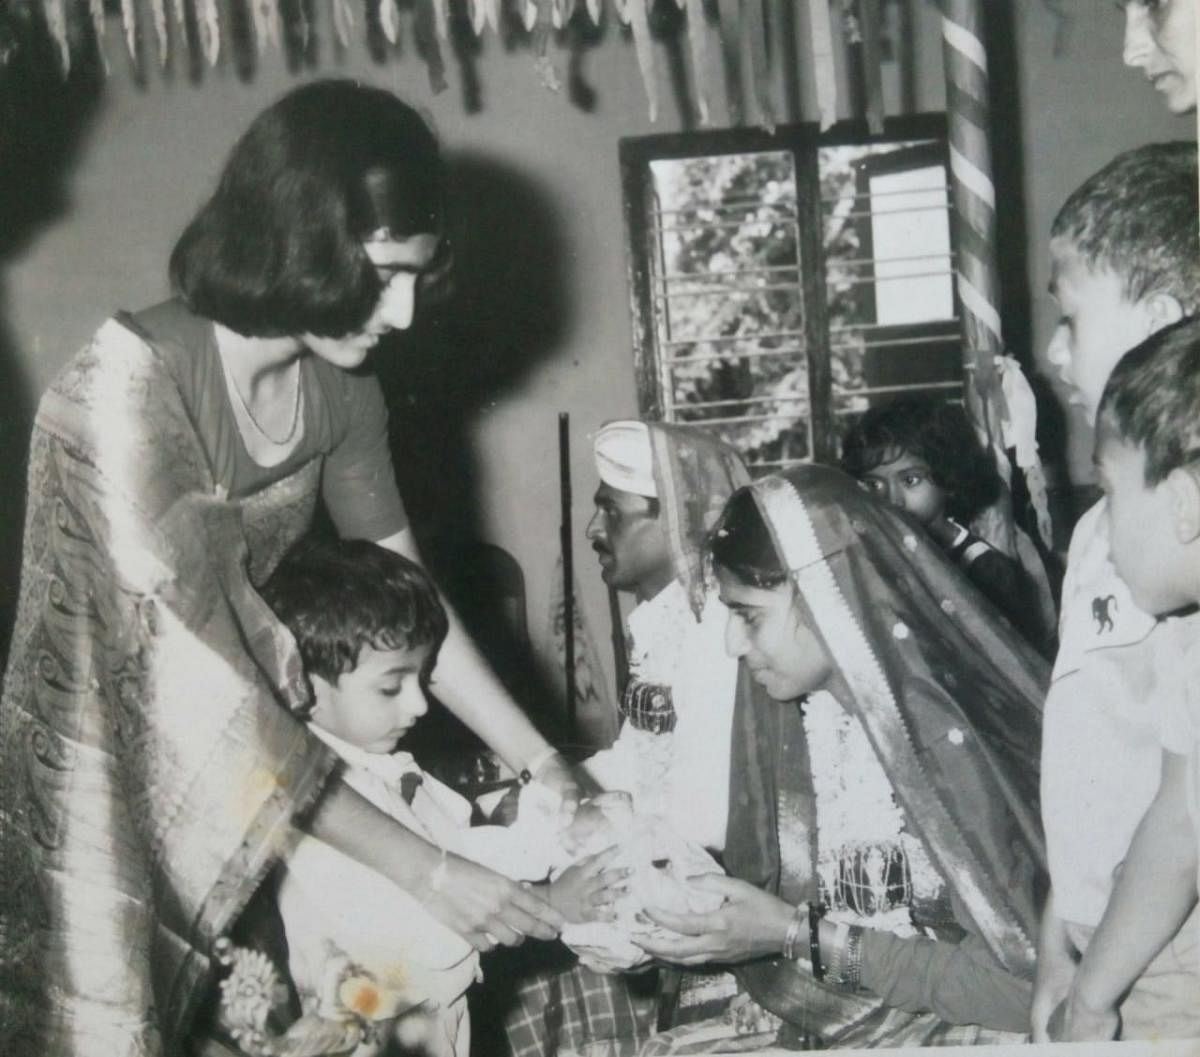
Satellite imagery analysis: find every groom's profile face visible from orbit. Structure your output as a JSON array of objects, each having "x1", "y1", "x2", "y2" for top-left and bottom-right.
[{"x1": 586, "y1": 483, "x2": 672, "y2": 600}]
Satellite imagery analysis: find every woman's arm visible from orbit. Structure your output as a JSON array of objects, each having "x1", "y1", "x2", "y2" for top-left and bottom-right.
[
  {"x1": 856, "y1": 926, "x2": 1030, "y2": 1032},
  {"x1": 375, "y1": 528, "x2": 579, "y2": 802},
  {"x1": 639, "y1": 877, "x2": 1029, "y2": 1032},
  {"x1": 303, "y1": 775, "x2": 564, "y2": 950}
]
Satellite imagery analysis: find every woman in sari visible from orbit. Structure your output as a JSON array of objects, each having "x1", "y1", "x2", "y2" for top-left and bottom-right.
[
  {"x1": 0, "y1": 80, "x2": 574, "y2": 1057},
  {"x1": 634, "y1": 464, "x2": 1048, "y2": 1049}
]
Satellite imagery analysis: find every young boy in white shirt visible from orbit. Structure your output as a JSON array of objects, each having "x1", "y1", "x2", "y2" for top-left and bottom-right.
[
  {"x1": 259, "y1": 538, "x2": 625, "y2": 1057},
  {"x1": 1031, "y1": 141, "x2": 1200, "y2": 1041},
  {"x1": 1047, "y1": 317, "x2": 1200, "y2": 1041}
]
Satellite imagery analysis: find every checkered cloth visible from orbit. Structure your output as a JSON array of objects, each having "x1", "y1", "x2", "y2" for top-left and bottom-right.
[
  {"x1": 638, "y1": 1010, "x2": 1026, "y2": 1053},
  {"x1": 503, "y1": 961, "x2": 658, "y2": 1057}
]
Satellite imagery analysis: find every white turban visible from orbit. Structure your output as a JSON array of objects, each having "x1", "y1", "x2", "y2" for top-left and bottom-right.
[{"x1": 593, "y1": 420, "x2": 656, "y2": 498}]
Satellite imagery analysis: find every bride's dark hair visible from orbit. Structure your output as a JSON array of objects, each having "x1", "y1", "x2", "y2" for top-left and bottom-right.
[{"x1": 708, "y1": 486, "x2": 789, "y2": 589}]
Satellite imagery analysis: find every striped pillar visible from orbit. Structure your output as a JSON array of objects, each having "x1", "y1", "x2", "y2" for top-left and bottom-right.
[
  {"x1": 939, "y1": 0, "x2": 1002, "y2": 396},
  {"x1": 939, "y1": 0, "x2": 1022, "y2": 552}
]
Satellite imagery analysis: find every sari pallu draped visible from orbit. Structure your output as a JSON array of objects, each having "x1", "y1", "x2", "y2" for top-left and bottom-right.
[
  {"x1": 723, "y1": 466, "x2": 1049, "y2": 1048},
  {"x1": 0, "y1": 319, "x2": 338, "y2": 1056}
]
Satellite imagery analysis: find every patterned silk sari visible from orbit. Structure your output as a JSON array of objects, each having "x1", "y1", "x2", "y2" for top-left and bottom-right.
[
  {"x1": 0, "y1": 320, "x2": 337, "y2": 1056},
  {"x1": 649, "y1": 465, "x2": 1049, "y2": 1052}
]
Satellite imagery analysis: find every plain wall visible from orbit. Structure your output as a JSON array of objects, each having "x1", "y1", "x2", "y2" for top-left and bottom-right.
[
  {"x1": 1015, "y1": 0, "x2": 1192, "y2": 489},
  {"x1": 0, "y1": 0, "x2": 1192, "y2": 734}
]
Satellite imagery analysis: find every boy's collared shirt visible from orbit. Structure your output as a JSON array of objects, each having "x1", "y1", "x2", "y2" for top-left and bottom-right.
[
  {"x1": 309, "y1": 724, "x2": 557, "y2": 880},
  {"x1": 1154, "y1": 609, "x2": 1200, "y2": 895},
  {"x1": 1042, "y1": 498, "x2": 1187, "y2": 927}
]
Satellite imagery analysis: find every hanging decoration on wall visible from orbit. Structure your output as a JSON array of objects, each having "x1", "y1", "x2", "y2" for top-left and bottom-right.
[{"x1": 22, "y1": 0, "x2": 867, "y2": 135}]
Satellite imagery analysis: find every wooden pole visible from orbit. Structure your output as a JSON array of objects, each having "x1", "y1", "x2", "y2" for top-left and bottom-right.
[{"x1": 558, "y1": 413, "x2": 577, "y2": 739}]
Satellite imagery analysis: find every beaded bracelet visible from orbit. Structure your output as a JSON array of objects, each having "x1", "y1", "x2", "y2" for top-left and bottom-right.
[
  {"x1": 519, "y1": 745, "x2": 561, "y2": 785},
  {"x1": 841, "y1": 925, "x2": 864, "y2": 990},
  {"x1": 808, "y1": 901, "x2": 827, "y2": 982},
  {"x1": 825, "y1": 921, "x2": 851, "y2": 984}
]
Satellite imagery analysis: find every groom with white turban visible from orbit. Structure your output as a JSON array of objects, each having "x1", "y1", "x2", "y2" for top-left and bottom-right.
[
  {"x1": 584, "y1": 419, "x2": 746, "y2": 855},
  {"x1": 502, "y1": 420, "x2": 749, "y2": 1057}
]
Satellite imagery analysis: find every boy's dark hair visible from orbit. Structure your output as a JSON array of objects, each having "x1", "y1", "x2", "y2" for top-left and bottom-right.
[
  {"x1": 1051, "y1": 141, "x2": 1200, "y2": 313},
  {"x1": 1098, "y1": 315, "x2": 1200, "y2": 485},
  {"x1": 171, "y1": 79, "x2": 445, "y2": 339},
  {"x1": 261, "y1": 537, "x2": 449, "y2": 685},
  {"x1": 839, "y1": 397, "x2": 1001, "y2": 523},
  {"x1": 708, "y1": 487, "x2": 789, "y2": 589}
]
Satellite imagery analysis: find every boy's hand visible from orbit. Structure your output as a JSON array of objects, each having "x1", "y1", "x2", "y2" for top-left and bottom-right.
[
  {"x1": 1047, "y1": 992, "x2": 1121, "y2": 1042},
  {"x1": 424, "y1": 854, "x2": 565, "y2": 952},
  {"x1": 1031, "y1": 896, "x2": 1076, "y2": 1042},
  {"x1": 548, "y1": 846, "x2": 630, "y2": 924}
]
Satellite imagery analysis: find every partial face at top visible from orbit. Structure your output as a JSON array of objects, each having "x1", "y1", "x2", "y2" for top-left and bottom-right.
[
  {"x1": 856, "y1": 450, "x2": 948, "y2": 527},
  {"x1": 310, "y1": 641, "x2": 432, "y2": 754},
  {"x1": 1123, "y1": 0, "x2": 1198, "y2": 114},
  {"x1": 1046, "y1": 241, "x2": 1179, "y2": 421},
  {"x1": 1094, "y1": 423, "x2": 1199, "y2": 615},
  {"x1": 586, "y1": 482, "x2": 674, "y2": 601},
  {"x1": 717, "y1": 566, "x2": 834, "y2": 702},
  {"x1": 303, "y1": 234, "x2": 442, "y2": 369}
]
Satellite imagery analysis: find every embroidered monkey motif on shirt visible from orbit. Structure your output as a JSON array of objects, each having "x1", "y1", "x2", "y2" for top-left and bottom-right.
[{"x1": 1092, "y1": 594, "x2": 1117, "y2": 634}]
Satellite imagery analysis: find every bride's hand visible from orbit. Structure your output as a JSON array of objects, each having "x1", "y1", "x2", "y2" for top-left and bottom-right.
[{"x1": 631, "y1": 875, "x2": 793, "y2": 966}]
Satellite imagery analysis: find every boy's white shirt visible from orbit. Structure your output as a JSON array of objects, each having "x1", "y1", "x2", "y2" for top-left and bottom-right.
[
  {"x1": 276, "y1": 724, "x2": 560, "y2": 1025},
  {"x1": 309, "y1": 724, "x2": 560, "y2": 878},
  {"x1": 1042, "y1": 497, "x2": 1188, "y2": 927},
  {"x1": 582, "y1": 580, "x2": 738, "y2": 852},
  {"x1": 1153, "y1": 609, "x2": 1200, "y2": 896}
]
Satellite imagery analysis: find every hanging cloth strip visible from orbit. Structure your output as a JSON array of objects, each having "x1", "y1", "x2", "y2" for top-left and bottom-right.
[
  {"x1": 90, "y1": 0, "x2": 109, "y2": 72},
  {"x1": 533, "y1": 0, "x2": 563, "y2": 91},
  {"x1": 415, "y1": 0, "x2": 449, "y2": 92},
  {"x1": 857, "y1": 0, "x2": 885, "y2": 133},
  {"x1": 807, "y1": 0, "x2": 838, "y2": 130},
  {"x1": 43, "y1": 0, "x2": 69, "y2": 72},
  {"x1": 330, "y1": 0, "x2": 353, "y2": 47},
  {"x1": 252, "y1": 0, "x2": 282, "y2": 53},
  {"x1": 432, "y1": 0, "x2": 449, "y2": 40},
  {"x1": 744, "y1": 0, "x2": 776, "y2": 132},
  {"x1": 122, "y1": 0, "x2": 139, "y2": 60},
  {"x1": 552, "y1": 0, "x2": 577, "y2": 29},
  {"x1": 379, "y1": 0, "x2": 401, "y2": 45},
  {"x1": 197, "y1": 0, "x2": 219, "y2": 63},
  {"x1": 716, "y1": 0, "x2": 745, "y2": 125},
  {"x1": 683, "y1": 0, "x2": 712, "y2": 125},
  {"x1": 625, "y1": 0, "x2": 660, "y2": 122},
  {"x1": 147, "y1": 0, "x2": 167, "y2": 64}
]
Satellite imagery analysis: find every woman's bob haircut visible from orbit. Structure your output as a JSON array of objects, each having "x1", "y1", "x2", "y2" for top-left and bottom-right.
[{"x1": 170, "y1": 79, "x2": 445, "y2": 339}]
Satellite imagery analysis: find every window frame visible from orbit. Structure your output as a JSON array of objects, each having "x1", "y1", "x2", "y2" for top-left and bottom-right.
[{"x1": 618, "y1": 112, "x2": 956, "y2": 466}]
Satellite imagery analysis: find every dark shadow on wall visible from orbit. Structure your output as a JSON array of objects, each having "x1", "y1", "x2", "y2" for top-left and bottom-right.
[
  {"x1": 373, "y1": 151, "x2": 574, "y2": 757},
  {"x1": 0, "y1": 14, "x2": 104, "y2": 666}
]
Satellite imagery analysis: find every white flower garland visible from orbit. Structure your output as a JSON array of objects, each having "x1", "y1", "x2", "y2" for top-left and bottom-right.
[{"x1": 804, "y1": 691, "x2": 943, "y2": 934}]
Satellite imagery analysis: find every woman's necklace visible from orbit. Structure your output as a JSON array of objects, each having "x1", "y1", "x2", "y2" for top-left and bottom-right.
[{"x1": 228, "y1": 360, "x2": 303, "y2": 448}]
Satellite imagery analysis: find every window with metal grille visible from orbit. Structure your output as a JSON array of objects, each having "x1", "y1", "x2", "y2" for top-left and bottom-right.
[{"x1": 619, "y1": 114, "x2": 961, "y2": 473}]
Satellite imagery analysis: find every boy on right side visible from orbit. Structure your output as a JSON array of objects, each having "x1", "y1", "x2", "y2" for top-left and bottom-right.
[
  {"x1": 1047, "y1": 316, "x2": 1200, "y2": 1042},
  {"x1": 1031, "y1": 140, "x2": 1200, "y2": 1041}
]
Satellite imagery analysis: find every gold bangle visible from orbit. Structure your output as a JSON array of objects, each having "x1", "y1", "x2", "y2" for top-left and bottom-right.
[{"x1": 782, "y1": 904, "x2": 807, "y2": 961}]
